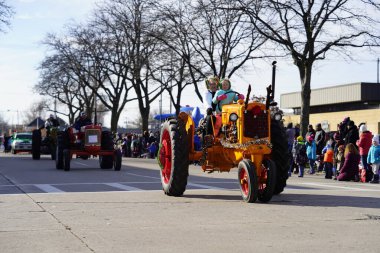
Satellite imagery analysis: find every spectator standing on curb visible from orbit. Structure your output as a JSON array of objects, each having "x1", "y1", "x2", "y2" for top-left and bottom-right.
[
  {"x1": 356, "y1": 124, "x2": 373, "y2": 182},
  {"x1": 315, "y1": 123, "x2": 326, "y2": 172},
  {"x1": 292, "y1": 136, "x2": 307, "y2": 177},
  {"x1": 306, "y1": 124, "x2": 316, "y2": 140},
  {"x1": 367, "y1": 134, "x2": 380, "y2": 184},
  {"x1": 339, "y1": 117, "x2": 350, "y2": 141},
  {"x1": 286, "y1": 123, "x2": 296, "y2": 176},
  {"x1": 306, "y1": 135, "x2": 317, "y2": 174},
  {"x1": 334, "y1": 145, "x2": 345, "y2": 180},
  {"x1": 345, "y1": 120, "x2": 359, "y2": 148},
  {"x1": 337, "y1": 143, "x2": 360, "y2": 181},
  {"x1": 322, "y1": 143, "x2": 334, "y2": 179}
]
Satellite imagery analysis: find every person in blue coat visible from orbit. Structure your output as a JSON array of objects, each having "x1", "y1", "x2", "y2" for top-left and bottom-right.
[
  {"x1": 367, "y1": 134, "x2": 380, "y2": 183},
  {"x1": 212, "y1": 78, "x2": 244, "y2": 114},
  {"x1": 306, "y1": 135, "x2": 317, "y2": 174}
]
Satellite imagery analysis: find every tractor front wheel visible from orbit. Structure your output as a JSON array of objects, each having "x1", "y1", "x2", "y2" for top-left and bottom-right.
[
  {"x1": 258, "y1": 159, "x2": 277, "y2": 203},
  {"x1": 63, "y1": 149, "x2": 71, "y2": 171},
  {"x1": 158, "y1": 119, "x2": 189, "y2": 196},
  {"x1": 114, "y1": 149, "x2": 122, "y2": 171},
  {"x1": 238, "y1": 159, "x2": 258, "y2": 203}
]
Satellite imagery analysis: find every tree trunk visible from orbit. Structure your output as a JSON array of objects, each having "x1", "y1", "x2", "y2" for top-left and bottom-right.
[
  {"x1": 140, "y1": 108, "x2": 150, "y2": 133},
  {"x1": 110, "y1": 110, "x2": 120, "y2": 133},
  {"x1": 298, "y1": 63, "x2": 313, "y2": 137}
]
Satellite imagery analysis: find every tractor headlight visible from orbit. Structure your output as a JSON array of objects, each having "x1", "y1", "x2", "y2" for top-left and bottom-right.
[
  {"x1": 229, "y1": 113, "x2": 239, "y2": 122},
  {"x1": 274, "y1": 112, "x2": 282, "y2": 121}
]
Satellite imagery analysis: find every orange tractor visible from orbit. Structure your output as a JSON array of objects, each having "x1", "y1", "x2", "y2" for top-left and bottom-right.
[
  {"x1": 157, "y1": 62, "x2": 289, "y2": 203},
  {"x1": 55, "y1": 124, "x2": 122, "y2": 171}
]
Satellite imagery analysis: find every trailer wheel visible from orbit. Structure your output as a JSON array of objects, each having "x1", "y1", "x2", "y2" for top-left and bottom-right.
[
  {"x1": 32, "y1": 129, "x2": 41, "y2": 160},
  {"x1": 238, "y1": 159, "x2": 258, "y2": 203},
  {"x1": 158, "y1": 119, "x2": 189, "y2": 196},
  {"x1": 271, "y1": 119, "x2": 290, "y2": 195},
  {"x1": 258, "y1": 159, "x2": 277, "y2": 202}
]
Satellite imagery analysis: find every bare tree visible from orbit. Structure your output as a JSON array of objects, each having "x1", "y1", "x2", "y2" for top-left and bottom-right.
[
  {"x1": 239, "y1": 0, "x2": 380, "y2": 136},
  {"x1": 0, "y1": 0, "x2": 13, "y2": 33},
  {"x1": 96, "y1": 0, "x2": 164, "y2": 132}
]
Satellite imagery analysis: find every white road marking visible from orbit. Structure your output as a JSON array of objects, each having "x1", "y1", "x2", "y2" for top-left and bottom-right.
[
  {"x1": 125, "y1": 172, "x2": 161, "y2": 180},
  {"x1": 105, "y1": 183, "x2": 143, "y2": 191},
  {"x1": 300, "y1": 182, "x2": 380, "y2": 192},
  {"x1": 73, "y1": 161, "x2": 91, "y2": 167},
  {"x1": 35, "y1": 184, "x2": 65, "y2": 193},
  {"x1": 187, "y1": 182, "x2": 225, "y2": 190}
]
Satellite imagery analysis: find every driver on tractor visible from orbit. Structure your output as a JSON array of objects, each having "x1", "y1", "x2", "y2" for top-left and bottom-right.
[
  {"x1": 73, "y1": 112, "x2": 92, "y2": 131},
  {"x1": 211, "y1": 78, "x2": 244, "y2": 135},
  {"x1": 45, "y1": 114, "x2": 60, "y2": 136}
]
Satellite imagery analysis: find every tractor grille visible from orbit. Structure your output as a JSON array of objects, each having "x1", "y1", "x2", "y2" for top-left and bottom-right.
[
  {"x1": 243, "y1": 110, "x2": 269, "y2": 138},
  {"x1": 85, "y1": 129, "x2": 101, "y2": 146}
]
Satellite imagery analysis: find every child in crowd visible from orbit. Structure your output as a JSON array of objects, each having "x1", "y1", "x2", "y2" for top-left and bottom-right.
[
  {"x1": 367, "y1": 134, "x2": 380, "y2": 184},
  {"x1": 323, "y1": 144, "x2": 334, "y2": 179},
  {"x1": 292, "y1": 136, "x2": 308, "y2": 177},
  {"x1": 306, "y1": 135, "x2": 317, "y2": 174},
  {"x1": 334, "y1": 145, "x2": 345, "y2": 180}
]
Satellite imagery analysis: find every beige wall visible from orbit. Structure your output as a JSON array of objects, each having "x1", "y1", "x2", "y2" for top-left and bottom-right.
[{"x1": 283, "y1": 108, "x2": 380, "y2": 134}]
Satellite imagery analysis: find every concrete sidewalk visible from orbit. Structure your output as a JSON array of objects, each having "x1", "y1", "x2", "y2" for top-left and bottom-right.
[{"x1": 1, "y1": 180, "x2": 380, "y2": 253}]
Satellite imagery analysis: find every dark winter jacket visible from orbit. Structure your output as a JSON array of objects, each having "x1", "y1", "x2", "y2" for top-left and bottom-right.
[
  {"x1": 315, "y1": 129, "x2": 326, "y2": 155},
  {"x1": 356, "y1": 131, "x2": 372, "y2": 155},
  {"x1": 345, "y1": 125, "x2": 359, "y2": 148},
  {"x1": 337, "y1": 152, "x2": 360, "y2": 181}
]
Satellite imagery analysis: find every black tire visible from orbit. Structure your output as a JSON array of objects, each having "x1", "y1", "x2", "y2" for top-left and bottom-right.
[
  {"x1": 271, "y1": 119, "x2": 290, "y2": 195},
  {"x1": 56, "y1": 131, "x2": 69, "y2": 170},
  {"x1": 158, "y1": 118, "x2": 189, "y2": 196},
  {"x1": 63, "y1": 149, "x2": 71, "y2": 171},
  {"x1": 32, "y1": 129, "x2": 41, "y2": 160},
  {"x1": 258, "y1": 159, "x2": 277, "y2": 203},
  {"x1": 56, "y1": 146, "x2": 63, "y2": 170},
  {"x1": 101, "y1": 131, "x2": 114, "y2": 150},
  {"x1": 238, "y1": 159, "x2": 258, "y2": 203},
  {"x1": 113, "y1": 149, "x2": 122, "y2": 171},
  {"x1": 99, "y1": 155, "x2": 113, "y2": 169}
]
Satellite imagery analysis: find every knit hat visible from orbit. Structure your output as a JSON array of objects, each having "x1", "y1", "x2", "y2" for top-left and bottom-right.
[
  {"x1": 297, "y1": 136, "x2": 304, "y2": 142},
  {"x1": 359, "y1": 124, "x2": 367, "y2": 132},
  {"x1": 372, "y1": 134, "x2": 379, "y2": 143},
  {"x1": 307, "y1": 135, "x2": 314, "y2": 142}
]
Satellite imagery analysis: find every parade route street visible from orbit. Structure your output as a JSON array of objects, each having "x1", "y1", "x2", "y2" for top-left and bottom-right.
[{"x1": 1, "y1": 154, "x2": 380, "y2": 253}]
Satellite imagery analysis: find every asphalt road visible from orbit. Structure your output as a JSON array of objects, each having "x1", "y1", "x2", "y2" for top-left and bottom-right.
[{"x1": 1, "y1": 152, "x2": 380, "y2": 253}]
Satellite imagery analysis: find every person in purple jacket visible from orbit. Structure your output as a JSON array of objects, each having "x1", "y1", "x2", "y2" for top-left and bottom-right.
[{"x1": 337, "y1": 143, "x2": 360, "y2": 181}]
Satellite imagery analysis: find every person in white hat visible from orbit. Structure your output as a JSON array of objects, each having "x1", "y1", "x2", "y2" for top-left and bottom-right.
[{"x1": 367, "y1": 134, "x2": 380, "y2": 183}]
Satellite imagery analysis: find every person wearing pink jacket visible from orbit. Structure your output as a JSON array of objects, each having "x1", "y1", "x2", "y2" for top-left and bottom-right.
[{"x1": 356, "y1": 124, "x2": 373, "y2": 182}]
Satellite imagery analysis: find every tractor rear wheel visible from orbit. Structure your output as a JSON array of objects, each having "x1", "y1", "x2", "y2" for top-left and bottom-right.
[
  {"x1": 271, "y1": 119, "x2": 290, "y2": 195},
  {"x1": 63, "y1": 149, "x2": 71, "y2": 171},
  {"x1": 32, "y1": 129, "x2": 41, "y2": 160},
  {"x1": 158, "y1": 119, "x2": 189, "y2": 196},
  {"x1": 238, "y1": 159, "x2": 258, "y2": 203},
  {"x1": 258, "y1": 159, "x2": 277, "y2": 202}
]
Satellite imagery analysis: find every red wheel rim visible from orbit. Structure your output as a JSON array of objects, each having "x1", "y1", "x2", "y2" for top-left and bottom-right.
[
  {"x1": 258, "y1": 164, "x2": 268, "y2": 192},
  {"x1": 159, "y1": 129, "x2": 172, "y2": 184},
  {"x1": 239, "y1": 168, "x2": 249, "y2": 196}
]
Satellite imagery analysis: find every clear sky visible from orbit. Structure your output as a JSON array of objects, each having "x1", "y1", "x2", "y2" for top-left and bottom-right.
[{"x1": 1, "y1": 0, "x2": 379, "y2": 128}]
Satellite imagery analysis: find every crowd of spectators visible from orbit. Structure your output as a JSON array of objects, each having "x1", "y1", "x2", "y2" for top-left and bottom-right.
[
  {"x1": 116, "y1": 130, "x2": 159, "y2": 159},
  {"x1": 288, "y1": 117, "x2": 379, "y2": 183}
]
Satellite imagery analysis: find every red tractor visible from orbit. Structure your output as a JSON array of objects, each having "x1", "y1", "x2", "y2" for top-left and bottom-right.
[{"x1": 55, "y1": 124, "x2": 122, "y2": 171}]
